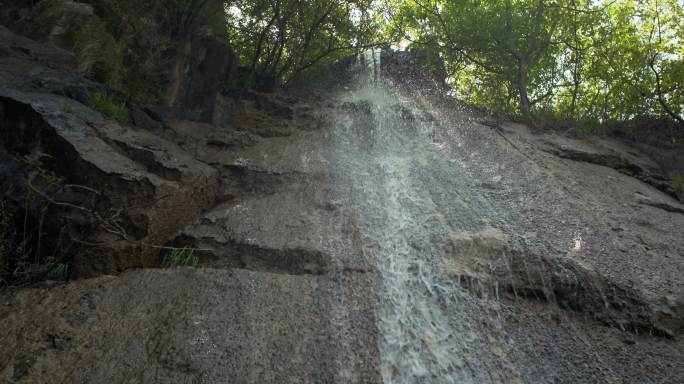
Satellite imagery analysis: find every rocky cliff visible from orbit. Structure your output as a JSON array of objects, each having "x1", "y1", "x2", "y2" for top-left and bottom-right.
[{"x1": 1, "y1": 8, "x2": 684, "y2": 384}]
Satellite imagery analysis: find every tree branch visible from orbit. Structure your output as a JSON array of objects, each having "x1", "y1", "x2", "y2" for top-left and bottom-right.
[{"x1": 649, "y1": 55, "x2": 684, "y2": 125}]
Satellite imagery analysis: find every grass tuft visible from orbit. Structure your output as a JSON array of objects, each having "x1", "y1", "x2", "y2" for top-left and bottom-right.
[
  {"x1": 86, "y1": 90, "x2": 129, "y2": 122},
  {"x1": 46, "y1": 263, "x2": 69, "y2": 281},
  {"x1": 673, "y1": 173, "x2": 684, "y2": 189},
  {"x1": 161, "y1": 247, "x2": 199, "y2": 268}
]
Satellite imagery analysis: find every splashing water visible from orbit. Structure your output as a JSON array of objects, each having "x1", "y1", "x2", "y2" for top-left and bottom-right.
[
  {"x1": 330, "y1": 50, "x2": 634, "y2": 384},
  {"x1": 332, "y1": 51, "x2": 495, "y2": 384}
]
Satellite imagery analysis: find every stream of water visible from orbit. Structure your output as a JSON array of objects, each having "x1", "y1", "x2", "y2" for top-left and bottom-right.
[{"x1": 333, "y1": 50, "x2": 489, "y2": 383}]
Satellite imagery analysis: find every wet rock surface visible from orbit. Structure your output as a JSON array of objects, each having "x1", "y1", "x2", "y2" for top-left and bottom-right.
[{"x1": 1, "y1": 34, "x2": 684, "y2": 384}]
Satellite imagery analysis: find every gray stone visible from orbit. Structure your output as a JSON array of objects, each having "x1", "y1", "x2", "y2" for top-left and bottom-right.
[{"x1": 2, "y1": 24, "x2": 684, "y2": 384}]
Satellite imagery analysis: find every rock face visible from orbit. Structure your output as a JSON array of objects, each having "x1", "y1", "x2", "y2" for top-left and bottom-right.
[
  {"x1": 166, "y1": 31, "x2": 239, "y2": 125},
  {"x1": 1, "y1": 269, "x2": 380, "y2": 383},
  {"x1": 0, "y1": 26, "x2": 218, "y2": 279},
  {"x1": 2, "y1": 29, "x2": 684, "y2": 384},
  {"x1": 0, "y1": 0, "x2": 239, "y2": 125}
]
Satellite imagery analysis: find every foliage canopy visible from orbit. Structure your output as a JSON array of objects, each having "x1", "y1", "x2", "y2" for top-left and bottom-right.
[
  {"x1": 377, "y1": 0, "x2": 684, "y2": 126},
  {"x1": 227, "y1": 0, "x2": 683, "y2": 127},
  {"x1": 226, "y1": 0, "x2": 385, "y2": 89}
]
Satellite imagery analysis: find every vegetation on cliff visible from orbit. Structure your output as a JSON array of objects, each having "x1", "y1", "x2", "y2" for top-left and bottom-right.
[
  {"x1": 226, "y1": 0, "x2": 384, "y2": 89},
  {"x1": 5, "y1": 0, "x2": 680, "y2": 129},
  {"x1": 223, "y1": 0, "x2": 683, "y2": 131},
  {"x1": 380, "y1": 0, "x2": 684, "y2": 129}
]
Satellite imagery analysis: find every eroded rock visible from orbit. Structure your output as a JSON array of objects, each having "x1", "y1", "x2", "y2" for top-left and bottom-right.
[
  {"x1": 0, "y1": 89, "x2": 218, "y2": 277},
  {"x1": 0, "y1": 25, "x2": 223, "y2": 279}
]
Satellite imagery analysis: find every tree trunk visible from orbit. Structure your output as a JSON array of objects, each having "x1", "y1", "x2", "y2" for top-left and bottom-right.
[
  {"x1": 649, "y1": 57, "x2": 684, "y2": 125},
  {"x1": 518, "y1": 60, "x2": 531, "y2": 117}
]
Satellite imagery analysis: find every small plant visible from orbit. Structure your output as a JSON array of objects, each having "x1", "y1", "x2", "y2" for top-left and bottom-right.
[
  {"x1": 673, "y1": 173, "x2": 684, "y2": 189},
  {"x1": 46, "y1": 263, "x2": 69, "y2": 281},
  {"x1": 161, "y1": 247, "x2": 199, "y2": 268},
  {"x1": 86, "y1": 90, "x2": 129, "y2": 122},
  {"x1": 61, "y1": 100, "x2": 74, "y2": 114}
]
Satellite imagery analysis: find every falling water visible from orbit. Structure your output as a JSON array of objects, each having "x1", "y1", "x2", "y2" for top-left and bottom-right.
[
  {"x1": 332, "y1": 50, "x2": 631, "y2": 383},
  {"x1": 333, "y1": 50, "x2": 492, "y2": 384},
  {"x1": 356, "y1": 49, "x2": 381, "y2": 87}
]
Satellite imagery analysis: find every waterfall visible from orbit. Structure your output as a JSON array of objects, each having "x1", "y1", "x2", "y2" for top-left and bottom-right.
[
  {"x1": 334, "y1": 50, "x2": 491, "y2": 384},
  {"x1": 355, "y1": 49, "x2": 382, "y2": 87}
]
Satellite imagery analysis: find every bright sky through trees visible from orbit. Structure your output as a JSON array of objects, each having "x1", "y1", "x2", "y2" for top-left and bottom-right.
[{"x1": 225, "y1": 0, "x2": 683, "y2": 126}]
